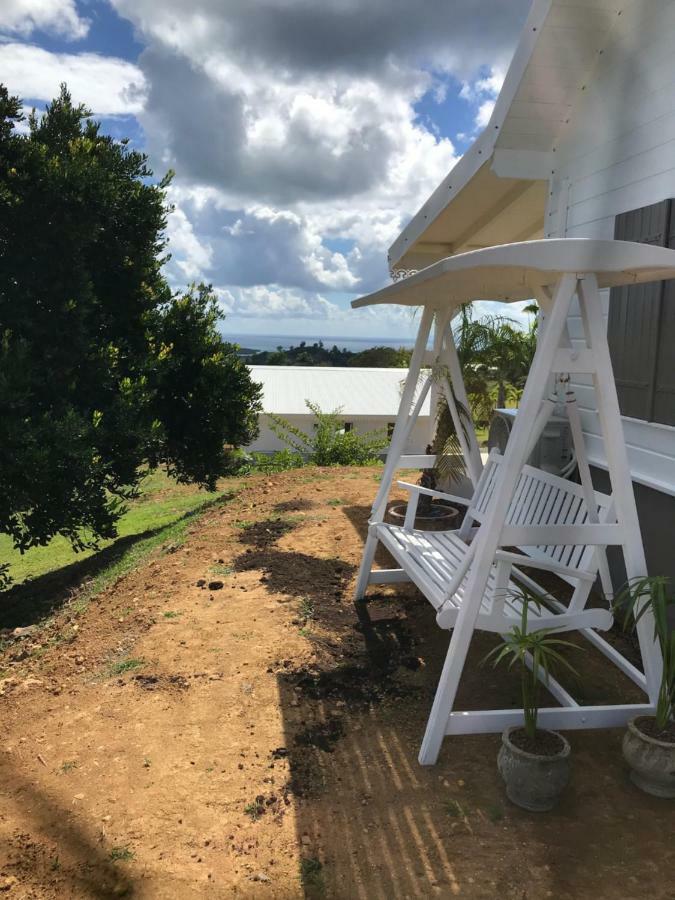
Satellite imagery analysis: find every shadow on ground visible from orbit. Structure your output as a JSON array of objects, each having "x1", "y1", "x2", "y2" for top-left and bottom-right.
[
  {"x1": 0, "y1": 760, "x2": 136, "y2": 898},
  {"x1": 0, "y1": 495, "x2": 233, "y2": 631},
  {"x1": 265, "y1": 498, "x2": 669, "y2": 898}
]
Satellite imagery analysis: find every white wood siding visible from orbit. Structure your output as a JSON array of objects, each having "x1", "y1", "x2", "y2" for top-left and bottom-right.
[{"x1": 546, "y1": 0, "x2": 675, "y2": 495}]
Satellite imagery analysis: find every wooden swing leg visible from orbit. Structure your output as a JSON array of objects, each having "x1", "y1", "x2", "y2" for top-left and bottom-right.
[
  {"x1": 354, "y1": 529, "x2": 379, "y2": 600},
  {"x1": 419, "y1": 273, "x2": 578, "y2": 765}
]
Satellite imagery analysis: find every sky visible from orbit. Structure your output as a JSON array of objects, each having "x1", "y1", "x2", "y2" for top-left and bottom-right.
[{"x1": 1, "y1": 0, "x2": 533, "y2": 341}]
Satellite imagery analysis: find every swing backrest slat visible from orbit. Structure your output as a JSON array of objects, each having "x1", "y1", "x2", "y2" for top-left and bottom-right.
[{"x1": 467, "y1": 449, "x2": 614, "y2": 587}]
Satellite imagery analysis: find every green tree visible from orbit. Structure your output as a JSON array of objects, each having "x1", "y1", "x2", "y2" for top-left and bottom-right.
[
  {"x1": 348, "y1": 346, "x2": 411, "y2": 367},
  {"x1": 0, "y1": 85, "x2": 261, "y2": 579}
]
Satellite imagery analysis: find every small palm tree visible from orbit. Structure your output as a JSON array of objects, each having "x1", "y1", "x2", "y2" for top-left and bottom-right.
[
  {"x1": 484, "y1": 591, "x2": 579, "y2": 741},
  {"x1": 615, "y1": 576, "x2": 675, "y2": 732}
]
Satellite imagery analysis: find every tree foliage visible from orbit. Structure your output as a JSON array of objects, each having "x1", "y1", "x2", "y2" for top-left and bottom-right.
[
  {"x1": 0, "y1": 84, "x2": 262, "y2": 571},
  {"x1": 244, "y1": 339, "x2": 412, "y2": 368}
]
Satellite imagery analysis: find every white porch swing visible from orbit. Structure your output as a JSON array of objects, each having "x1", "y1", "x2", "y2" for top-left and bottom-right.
[{"x1": 352, "y1": 238, "x2": 675, "y2": 766}]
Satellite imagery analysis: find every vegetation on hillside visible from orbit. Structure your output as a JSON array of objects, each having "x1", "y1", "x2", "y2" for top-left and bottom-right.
[
  {"x1": 243, "y1": 340, "x2": 412, "y2": 368},
  {"x1": 0, "y1": 85, "x2": 262, "y2": 586}
]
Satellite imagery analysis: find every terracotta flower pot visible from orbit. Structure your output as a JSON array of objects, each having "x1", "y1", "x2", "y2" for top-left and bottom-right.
[{"x1": 622, "y1": 717, "x2": 675, "y2": 798}]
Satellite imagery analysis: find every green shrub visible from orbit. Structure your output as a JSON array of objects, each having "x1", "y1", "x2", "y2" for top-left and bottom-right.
[{"x1": 270, "y1": 402, "x2": 387, "y2": 467}]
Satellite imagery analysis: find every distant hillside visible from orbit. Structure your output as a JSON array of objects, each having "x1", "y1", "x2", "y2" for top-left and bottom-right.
[{"x1": 240, "y1": 340, "x2": 412, "y2": 368}]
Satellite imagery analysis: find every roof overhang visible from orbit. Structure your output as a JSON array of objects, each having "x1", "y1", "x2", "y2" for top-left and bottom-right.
[{"x1": 389, "y1": 0, "x2": 624, "y2": 273}]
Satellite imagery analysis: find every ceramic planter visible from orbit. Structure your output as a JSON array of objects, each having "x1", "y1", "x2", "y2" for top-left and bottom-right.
[
  {"x1": 622, "y1": 717, "x2": 675, "y2": 798},
  {"x1": 498, "y1": 726, "x2": 571, "y2": 812}
]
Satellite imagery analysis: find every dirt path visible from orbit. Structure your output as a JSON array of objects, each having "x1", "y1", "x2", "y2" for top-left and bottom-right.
[{"x1": 1, "y1": 467, "x2": 674, "y2": 899}]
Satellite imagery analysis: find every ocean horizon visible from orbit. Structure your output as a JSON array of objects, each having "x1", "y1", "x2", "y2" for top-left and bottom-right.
[{"x1": 221, "y1": 332, "x2": 419, "y2": 354}]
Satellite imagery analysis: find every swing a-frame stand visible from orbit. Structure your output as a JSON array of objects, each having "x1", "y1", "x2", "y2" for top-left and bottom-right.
[{"x1": 352, "y1": 239, "x2": 675, "y2": 765}]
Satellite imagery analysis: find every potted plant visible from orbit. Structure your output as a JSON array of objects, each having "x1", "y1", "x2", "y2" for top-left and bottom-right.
[
  {"x1": 615, "y1": 576, "x2": 675, "y2": 798},
  {"x1": 484, "y1": 594, "x2": 578, "y2": 811}
]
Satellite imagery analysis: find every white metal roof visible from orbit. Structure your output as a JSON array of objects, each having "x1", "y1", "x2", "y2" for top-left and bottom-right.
[
  {"x1": 389, "y1": 0, "x2": 629, "y2": 271},
  {"x1": 353, "y1": 239, "x2": 675, "y2": 309},
  {"x1": 249, "y1": 366, "x2": 431, "y2": 417}
]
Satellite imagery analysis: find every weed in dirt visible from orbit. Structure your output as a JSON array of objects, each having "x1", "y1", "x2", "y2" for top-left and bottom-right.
[
  {"x1": 486, "y1": 803, "x2": 504, "y2": 822},
  {"x1": 209, "y1": 563, "x2": 233, "y2": 575},
  {"x1": 234, "y1": 519, "x2": 254, "y2": 529},
  {"x1": 109, "y1": 845, "x2": 135, "y2": 862},
  {"x1": 300, "y1": 858, "x2": 325, "y2": 892},
  {"x1": 446, "y1": 799, "x2": 465, "y2": 818},
  {"x1": 60, "y1": 760, "x2": 78, "y2": 774},
  {"x1": 326, "y1": 498, "x2": 342, "y2": 506},
  {"x1": 244, "y1": 800, "x2": 263, "y2": 821},
  {"x1": 107, "y1": 657, "x2": 145, "y2": 677},
  {"x1": 299, "y1": 598, "x2": 315, "y2": 620},
  {"x1": 232, "y1": 631, "x2": 254, "y2": 640},
  {"x1": 50, "y1": 856, "x2": 61, "y2": 871},
  {"x1": 163, "y1": 610, "x2": 181, "y2": 619},
  {"x1": 143, "y1": 757, "x2": 151, "y2": 768}
]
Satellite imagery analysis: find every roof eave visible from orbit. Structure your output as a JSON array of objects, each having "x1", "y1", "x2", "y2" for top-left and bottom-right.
[{"x1": 388, "y1": 0, "x2": 554, "y2": 272}]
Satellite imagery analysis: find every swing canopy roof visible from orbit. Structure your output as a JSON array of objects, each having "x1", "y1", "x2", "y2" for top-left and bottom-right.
[{"x1": 352, "y1": 239, "x2": 675, "y2": 310}]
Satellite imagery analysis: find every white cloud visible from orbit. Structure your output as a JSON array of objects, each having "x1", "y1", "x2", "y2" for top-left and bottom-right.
[
  {"x1": 164, "y1": 206, "x2": 213, "y2": 282},
  {"x1": 459, "y1": 64, "x2": 506, "y2": 132},
  {"x1": 0, "y1": 0, "x2": 88, "y2": 40},
  {"x1": 217, "y1": 286, "x2": 342, "y2": 321},
  {"x1": 101, "y1": 1, "x2": 528, "y2": 333},
  {"x1": 475, "y1": 99, "x2": 496, "y2": 129},
  {"x1": 0, "y1": 42, "x2": 146, "y2": 115}
]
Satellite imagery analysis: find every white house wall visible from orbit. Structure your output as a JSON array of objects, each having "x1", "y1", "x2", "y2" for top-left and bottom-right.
[
  {"x1": 546, "y1": 0, "x2": 675, "y2": 496},
  {"x1": 247, "y1": 415, "x2": 433, "y2": 456}
]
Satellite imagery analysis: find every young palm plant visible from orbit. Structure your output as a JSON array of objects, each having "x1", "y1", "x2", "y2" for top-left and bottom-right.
[
  {"x1": 615, "y1": 576, "x2": 674, "y2": 732},
  {"x1": 484, "y1": 590, "x2": 579, "y2": 741}
]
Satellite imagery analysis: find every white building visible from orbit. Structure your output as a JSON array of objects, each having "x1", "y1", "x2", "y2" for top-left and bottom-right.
[
  {"x1": 247, "y1": 365, "x2": 432, "y2": 455},
  {"x1": 389, "y1": 0, "x2": 675, "y2": 582}
]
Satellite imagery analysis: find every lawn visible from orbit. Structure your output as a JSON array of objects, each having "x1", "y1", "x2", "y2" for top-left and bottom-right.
[{"x1": 1, "y1": 469, "x2": 227, "y2": 587}]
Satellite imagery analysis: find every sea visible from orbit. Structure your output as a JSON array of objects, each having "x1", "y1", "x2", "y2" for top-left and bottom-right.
[{"x1": 222, "y1": 332, "x2": 419, "y2": 354}]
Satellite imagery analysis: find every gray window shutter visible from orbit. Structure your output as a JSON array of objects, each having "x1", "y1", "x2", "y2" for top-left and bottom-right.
[{"x1": 607, "y1": 200, "x2": 670, "y2": 421}]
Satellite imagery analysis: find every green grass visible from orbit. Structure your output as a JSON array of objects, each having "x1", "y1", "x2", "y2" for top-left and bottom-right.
[
  {"x1": 109, "y1": 845, "x2": 135, "y2": 863},
  {"x1": 106, "y1": 657, "x2": 145, "y2": 677},
  {"x1": 300, "y1": 858, "x2": 324, "y2": 893},
  {"x1": 244, "y1": 801, "x2": 263, "y2": 821},
  {"x1": 1, "y1": 469, "x2": 229, "y2": 587}
]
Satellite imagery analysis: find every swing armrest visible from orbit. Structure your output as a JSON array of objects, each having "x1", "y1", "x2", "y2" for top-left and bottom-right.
[
  {"x1": 495, "y1": 550, "x2": 597, "y2": 583},
  {"x1": 396, "y1": 481, "x2": 472, "y2": 508}
]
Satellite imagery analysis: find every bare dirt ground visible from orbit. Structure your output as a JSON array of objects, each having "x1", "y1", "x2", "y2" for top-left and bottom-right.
[{"x1": 1, "y1": 467, "x2": 674, "y2": 899}]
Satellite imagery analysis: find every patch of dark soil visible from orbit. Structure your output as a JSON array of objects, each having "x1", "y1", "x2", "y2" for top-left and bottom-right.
[
  {"x1": 353, "y1": 604, "x2": 418, "y2": 672},
  {"x1": 237, "y1": 518, "x2": 298, "y2": 548},
  {"x1": 509, "y1": 728, "x2": 566, "y2": 756},
  {"x1": 274, "y1": 498, "x2": 317, "y2": 513},
  {"x1": 133, "y1": 673, "x2": 190, "y2": 691},
  {"x1": 246, "y1": 791, "x2": 290, "y2": 823},
  {"x1": 277, "y1": 719, "x2": 346, "y2": 800},
  {"x1": 284, "y1": 661, "x2": 414, "y2": 706},
  {"x1": 294, "y1": 717, "x2": 345, "y2": 753},
  {"x1": 634, "y1": 716, "x2": 675, "y2": 743},
  {"x1": 234, "y1": 549, "x2": 355, "y2": 602}
]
